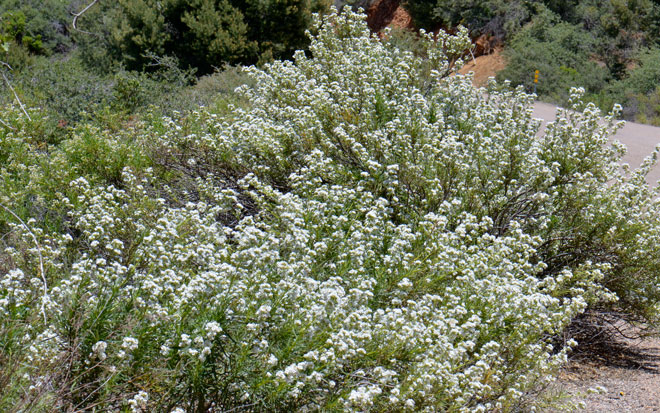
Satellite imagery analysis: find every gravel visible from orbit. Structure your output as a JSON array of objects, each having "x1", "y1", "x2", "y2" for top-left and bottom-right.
[{"x1": 546, "y1": 321, "x2": 660, "y2": 412}]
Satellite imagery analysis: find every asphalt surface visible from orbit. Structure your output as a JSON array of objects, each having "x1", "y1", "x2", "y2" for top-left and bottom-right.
[
  {"x1": 532, "y1": 103, "x2": 660, "y2": 412},
  {"x1": 533, "y1": 101, "x2": 660, "y2": 186}
]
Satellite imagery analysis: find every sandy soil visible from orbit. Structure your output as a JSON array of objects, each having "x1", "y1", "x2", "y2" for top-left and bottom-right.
[
  {"x1": 533, "y1": 104, "x2": 660, "y2": 411},
  {"x1": 458, "y1": 49, "x2": 507, "y2": 87},
  {"x1": 544, "y1": 321, "x2": 660, "y2": 412}
]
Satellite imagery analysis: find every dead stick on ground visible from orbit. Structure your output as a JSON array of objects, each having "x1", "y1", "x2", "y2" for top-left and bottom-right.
[{"x1": 0, "y1": 203, "x2": 49, "y2": 322}]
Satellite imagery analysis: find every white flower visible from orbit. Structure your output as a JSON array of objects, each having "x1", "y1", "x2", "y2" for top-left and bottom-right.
[
  {"x1": 5, "y1": 6, "x2": 660, "y2": 412},
  {"x1": 128, "y1": 390, "x2": 149, "y2": 412},
  {"x1": 91, "y1": 341, "x2": 107, "y2": 361},
  {"x1": 121, "y1": 337, "x2": 139, "y2": 352},
  {"x1": 267, "y1": 354, "x2": 278, "y2": 367}
]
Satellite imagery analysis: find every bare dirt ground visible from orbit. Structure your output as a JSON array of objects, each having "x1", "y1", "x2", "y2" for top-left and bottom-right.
[
  {"x1": 534, "y1": 101, "x2": 660, "y2": 411},
  {"x1": 366, "y1": 0, "x2": 413, "y2": 32},
  {"x1": 458, "y1": 49, "x2": 506, "y2": 87},
  {"x1": 544, "y1": 321, "x2": 660, "y2": 412}
]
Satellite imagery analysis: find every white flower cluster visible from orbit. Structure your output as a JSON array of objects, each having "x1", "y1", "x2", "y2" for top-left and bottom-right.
[
  {"x1": 127, "y1": 390, "x2": 149, "y2": 412},
  {"x1": 2, "y1": 7, "x2": 660, "y2": 412}
]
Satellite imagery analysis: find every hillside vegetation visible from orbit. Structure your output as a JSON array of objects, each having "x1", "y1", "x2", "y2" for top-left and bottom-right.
[
  {"x1": 403, "y1": 0, "x2": 660, "y2": 125},
  {"x1": 3, "y1": 0, "x2": 660, "y2": 126},
  {"x1": 0, "y1": 0, "x2": 331, "y2": 127},
  {"x1": 2, "y1": 7, "x2": 660, "y2": 412}
]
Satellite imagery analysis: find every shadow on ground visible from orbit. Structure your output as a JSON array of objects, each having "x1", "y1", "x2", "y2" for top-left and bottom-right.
[{"x1": 565, "y1": 312, "x2": 660, "y2": 373}]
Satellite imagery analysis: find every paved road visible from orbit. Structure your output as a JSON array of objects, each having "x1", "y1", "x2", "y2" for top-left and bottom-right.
[
  {"x1": 533, "y1": 102, "x2": 660, "y2": 186},
  {"x1": 533, "y1": 104, "x2": 660, "y2": 412}
]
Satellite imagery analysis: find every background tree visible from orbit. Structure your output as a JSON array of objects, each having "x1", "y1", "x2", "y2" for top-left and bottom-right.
[
  {"x1": 496, "y1": 6, "x2": 609, "y2": 101},
  {"x1": 402, "y1": 0, "x2": 533, "y2": 39},
  {"x1": 106, "y1": 0, "x2": 254, "y2": 73},
  {"x1": 84, "y1": 0, "x2": 332, "y2": 74}
]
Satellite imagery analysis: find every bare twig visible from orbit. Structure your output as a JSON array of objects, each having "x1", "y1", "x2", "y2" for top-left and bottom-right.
[
  {"x1": 222, "y1": 402, "x2": 260, "y2": 413},
  {"x1": 72, "y1": 0, "x2": 100, "y2": 35},
  {"x1": 0, "y1": 117, "x2": 15, "y2": 130},
  {"x1": 72, "y1": 369, "x2": 118, "y2": 411},
  {"x1": 1, "y1": 70, "x2": 31, "y2": 121},
  {"x1": 0, "y1": 202, "x2": 49, "y2": 322},
  {"x1": 72, "y1": 393, "x2": 128, "y2": 413},
  {"x1": 0, "y1": 60, "x2": 17, "y2": 126}
]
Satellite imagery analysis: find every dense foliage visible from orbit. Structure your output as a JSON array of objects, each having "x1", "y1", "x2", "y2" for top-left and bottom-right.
[
  {"x1": 2, "y1": 9, "x2": 660, "y2": 412},
  {"x1": 403, "y1": 0, "x2": 533, "y2": 39},
  {"x1": 403, "y1": 0, "x2": 660, "y2": 123},
  {"x1": 72, "y1": 0, "x2": 331, "y2": 74},
  {"x1": 609, "y1": 47, "x2": 660, "y2": 125},
  {"x1": 0, "y1": 0, "x2": 331, "y2": 128},
  {"x1": 0, "y1": 0, "x2": 72, "y2": 61},
  {"x1": 495, "y1": 8, "x2": 609, "y2": 103},
  {"x1": 3, "y1": 0, "x2": 660, "y2": 126}
]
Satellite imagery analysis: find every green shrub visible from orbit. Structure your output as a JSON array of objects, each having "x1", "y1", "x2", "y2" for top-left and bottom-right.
[
  {"x1": 3, "y1": 52, "x2": 200, "y2": 126},
  {"x1": 1, "y1": 10, "x2": 44, "y2": 52},
  {"x1": 9, "y1": 54, "x2": 114, "y2": 123},
  {"x1": 496, "y1": 7, "x2": 610, "y2": 104},
  {"x1": 0, "y1": 0, "x2": 73, "y2": 55},
  {"x1": 109, "y1": 0, "x2": 255, "y2": 73},
  {"x1": 0, "y1": 104, "x2": 151, "y2": 231},
  {"x1": 2, "y1": 8, "x2": 660, "y2": 412},
  {"x1": 181, "y1": 65, "x2": 255, "y2": 110},
  {"x1": 605, "y1": 47, "x2": 660, "y2": 120},
  {"x1": 619, "y1": 47, "x2": 660, "y2": 96},
  {"x1": 632, "y1": 87, "x2": 660, "y2": 126},
  {"x1": 93, "y1": 0, "x2": 331, "y2": 74},
  {"x1": 404, "y1": 0, "x2": 533, "y2": 39}
]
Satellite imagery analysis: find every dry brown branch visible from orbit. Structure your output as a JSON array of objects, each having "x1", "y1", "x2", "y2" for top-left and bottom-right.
[{"x1": 72, "y1": 369, "x2": 118, "y2": 411}]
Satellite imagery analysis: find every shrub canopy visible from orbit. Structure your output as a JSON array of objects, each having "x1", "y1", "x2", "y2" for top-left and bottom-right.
[
  {"x1": 1, "y1": 8, "x2": 660, "y2": 412},
  {"x1": 102, "y1": 0, "x2": 330, "y2": 74}
]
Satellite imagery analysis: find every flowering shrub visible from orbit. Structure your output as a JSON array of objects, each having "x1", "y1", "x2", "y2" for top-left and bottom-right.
[{"x1": 2, "y1": 8, "x2": 660, "y2": 412}]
